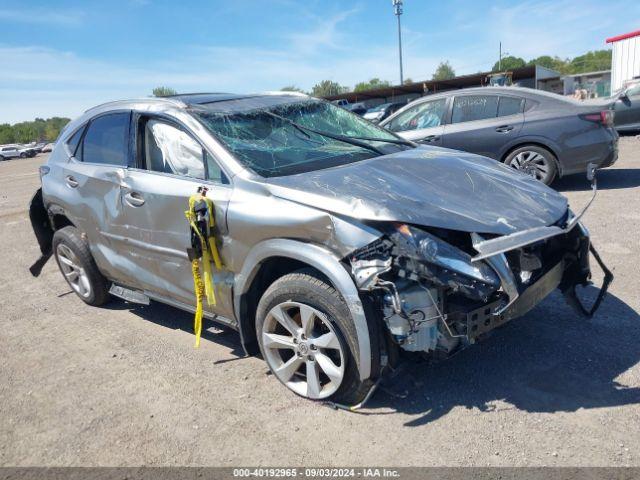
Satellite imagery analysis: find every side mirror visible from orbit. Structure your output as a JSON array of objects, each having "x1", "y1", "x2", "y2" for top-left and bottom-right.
[{"x1": 618, "y1": 91, "x2": 630, "y2": 101}]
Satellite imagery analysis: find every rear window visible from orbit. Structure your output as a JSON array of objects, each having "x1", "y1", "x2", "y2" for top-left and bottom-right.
[
  {"x1": 78, "y1": 112, "x2": 130, "y2": 166},
  {"x1": 452, "y1": 95, "x2": 498, "y2": 123}
]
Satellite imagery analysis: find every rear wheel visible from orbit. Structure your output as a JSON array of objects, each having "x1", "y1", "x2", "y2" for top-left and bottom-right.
[
  {"x1": 256, "y1": 271, "x2": 372, "y2": 404},
  {"x1": 504, "y1": 145, "x2": 557, "y2": 185},
  {"x1": 53, "y1": 226, "x2": 110, "y2": 306}
]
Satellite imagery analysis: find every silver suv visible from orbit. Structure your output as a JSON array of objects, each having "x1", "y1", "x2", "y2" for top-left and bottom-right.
[{"x1": 29, "y1": 93, "x2": 612, "y2": 404}]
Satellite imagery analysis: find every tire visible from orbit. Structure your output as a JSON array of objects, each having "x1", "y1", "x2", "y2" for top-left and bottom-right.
[
  {"x1": 0, "y1": 155, "x2": 5, "y2": 161},
  {"x1": 52, "y1": 226, "x2": 110, "y2": 306},
  {"x1": 256, "y1": 270, "x2": 373, "y2": 404},
  {"x1": 20, "y1": 152, "x2": 27, "y2": 158},
  {"x1": 504, "y1": 145, "x2": 557, "y2": 185}
]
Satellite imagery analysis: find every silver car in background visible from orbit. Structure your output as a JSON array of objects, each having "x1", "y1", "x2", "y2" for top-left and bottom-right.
[
  {"x1": 380, "y1": 87, "x2": 618, "y2": 185},
  {"x1": 29, "y1": 92, "x2": 612, "y2": 404}
]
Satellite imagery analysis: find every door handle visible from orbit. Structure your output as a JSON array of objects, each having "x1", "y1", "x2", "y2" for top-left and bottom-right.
[
  {"x1": 495, "y1": 125, "x2": 514, "y2": 133},
  {"x1": 65, "y1": 175, "x2": 79, "y2": 188},
  {"x1": 420, "y1": 135, "x2": 441, "y2": 143},
  {"x1": 124, "y1": 191, "x2": 145, "y2": 207}
]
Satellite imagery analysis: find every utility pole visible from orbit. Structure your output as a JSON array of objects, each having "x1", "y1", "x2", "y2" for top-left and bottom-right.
[
  {"x1": 499, "y1": 41, "x2": 502, "y2": 71},
  {"x1": 392, "y1": 0, "x2": 404, "y2": 84}
]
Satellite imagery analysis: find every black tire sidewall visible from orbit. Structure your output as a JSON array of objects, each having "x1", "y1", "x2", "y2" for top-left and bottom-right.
[
  {"x1": 255, "y1": 272, "x2": 366, "y2": 402},
  {"x1": 52, "y1": 226, "x2": 109, "y2": 306},
  {"x1": 505, "y1": 145, "x2": 557, "y2": 185}
]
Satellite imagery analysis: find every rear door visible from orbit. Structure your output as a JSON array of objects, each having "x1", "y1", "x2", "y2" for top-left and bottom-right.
[
  {"x1": 60, "y1": 111, "x2": 138, "y2": 286},
  {"x1": 119, "y1": 114, "x2": 235, "y2": 319},
  {"x1": 442, "y1": 94, "x2": 525, "y2": 159},
  {"x1": 383, "y1": 98, "x2": 448, "y2": 146}
]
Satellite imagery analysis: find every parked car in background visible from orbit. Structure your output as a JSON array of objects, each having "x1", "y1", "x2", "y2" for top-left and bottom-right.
[
  {"x1": 0, "y1": 145, "x2": 21, "y2": 160},
  {"x1": 380, "y1": 87, "x2": 618, "y2": 185},
  {"x1": 41, "y1": 143, "x2": 55, "y2": 153},
  {"x1": 0, "y1": 145, "x2": 35, "y2": 159},
  {"x1": 29, "y1": 92, "x2": 611, "y2": 404},
  {"x1": 347, "y1": 102, "x2": 368, "y2": 116},
  {"x1": 363, "y1": 102, "x2": 406, "y2": 124},
  {"x1": 610, "y1": 79, "x2": 640, "y2": 132}
]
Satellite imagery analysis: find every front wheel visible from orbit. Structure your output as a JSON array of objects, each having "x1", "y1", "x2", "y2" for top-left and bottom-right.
[
  {"x1": 256, "y1": 271, "x2": 372, "y2": 404},
  {"x1": 20, "y1": 152, "x2": 27, "y2": 158},
  {"x1": 504, "y1": 145, "x2": 557, "y2": 185}
]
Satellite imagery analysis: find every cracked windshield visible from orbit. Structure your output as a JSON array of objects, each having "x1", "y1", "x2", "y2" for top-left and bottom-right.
[{"x1": 195, "y1": 99, "x2": 407, "y2": 177}]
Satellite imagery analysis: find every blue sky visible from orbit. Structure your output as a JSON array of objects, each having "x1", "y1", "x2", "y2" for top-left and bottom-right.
[{"x1": 1, "y1": 0, "x2": 639, "y2": 123}]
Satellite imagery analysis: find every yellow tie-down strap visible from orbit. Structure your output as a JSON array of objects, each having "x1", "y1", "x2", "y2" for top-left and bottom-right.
[{"x1": 185, "y1": 193, "x2": 223, "y2": 347}]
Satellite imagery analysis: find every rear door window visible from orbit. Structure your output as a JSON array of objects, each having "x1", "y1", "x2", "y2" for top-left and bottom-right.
[
  {"x1": 498, "y1": 96, "x2": 524, "y2": 117},
  {"x1": 386, "y1": 99, "x2": 447, "y2": 132},
  {"x1": 451, "y1": 95, "x2": 499, "y2": 123},
  {"x1": 79, "y1": 112, "x2": 130, "y2": 166}
]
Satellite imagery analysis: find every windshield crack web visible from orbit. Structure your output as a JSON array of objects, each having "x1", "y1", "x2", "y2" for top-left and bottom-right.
[{"x1": 194, "y1": 99, "x2": 402, "y2": 177}]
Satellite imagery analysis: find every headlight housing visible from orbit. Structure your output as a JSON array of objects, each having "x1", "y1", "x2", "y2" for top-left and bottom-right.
[{"x1": 393, "y1": 224, "x2": 500, "y2": 288}]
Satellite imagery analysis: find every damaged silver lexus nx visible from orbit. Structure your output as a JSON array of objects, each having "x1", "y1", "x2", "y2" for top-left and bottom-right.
[{"x1": 29, "y1": 92, "x2": 613, "y2": 405}]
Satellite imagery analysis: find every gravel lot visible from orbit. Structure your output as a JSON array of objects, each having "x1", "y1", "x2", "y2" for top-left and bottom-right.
[{"x1": 1, "y1": 137, "x2": 639, "y2": 467}]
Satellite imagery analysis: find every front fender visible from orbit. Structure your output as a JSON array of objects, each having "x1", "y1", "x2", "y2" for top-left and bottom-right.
[{"x1": 234, "y1": 238, "x2": 373, "y2": 380}]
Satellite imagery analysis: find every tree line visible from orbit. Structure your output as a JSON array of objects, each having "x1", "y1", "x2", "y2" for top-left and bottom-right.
[
  {"x1": 0, "y1": 117, "x2": 71, "y2": 145},
  {"x1": 278, "y1": 49, "x2": 612, "y2": 97}
]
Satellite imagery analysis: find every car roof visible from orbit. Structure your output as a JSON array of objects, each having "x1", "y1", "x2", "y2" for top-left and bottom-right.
[{"x1": 84, "y1": 91, "x2": 311, "y2": 115}]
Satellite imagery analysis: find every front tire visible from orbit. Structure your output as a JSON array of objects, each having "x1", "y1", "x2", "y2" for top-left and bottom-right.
[
  {"x1": 256, "y1": 270, "x2": 372, "y2": 404},
  {"x1": 20, "y1": 152, "x2": 27, "y2": 158},
  {"x1": 52, "y1": 226, "x2": 110, "y2": 306},
  {"x1": 504, "y1": 145, "x2": 557, "y2": 185}
]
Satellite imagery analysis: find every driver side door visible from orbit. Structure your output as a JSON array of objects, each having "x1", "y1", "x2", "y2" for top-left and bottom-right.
[
  {"x1": 119, "y1": 114, "x2": 235, "y2": 321},
  {"x1": 383, "y1": 98, "x2": 448, "y2": 146}
]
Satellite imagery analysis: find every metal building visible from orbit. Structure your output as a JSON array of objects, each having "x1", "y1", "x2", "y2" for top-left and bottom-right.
[{"x1": 607, "y1": 30, "x2": 640, "y2": 92}]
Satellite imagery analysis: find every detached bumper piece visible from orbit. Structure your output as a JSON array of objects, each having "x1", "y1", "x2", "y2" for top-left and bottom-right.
[{"x1": 562, "y1": 244, "x2": 613, "y2": 318}]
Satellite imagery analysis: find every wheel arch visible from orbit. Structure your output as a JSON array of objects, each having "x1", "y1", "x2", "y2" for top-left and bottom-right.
[{"x1": 234, "y1": 239, "x2": 373, "y2": 381}]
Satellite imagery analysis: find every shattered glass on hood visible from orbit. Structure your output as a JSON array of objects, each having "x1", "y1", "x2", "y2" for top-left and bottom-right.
[{"x1": 192, "y1": 98, "x2": 406, "y2": 177}]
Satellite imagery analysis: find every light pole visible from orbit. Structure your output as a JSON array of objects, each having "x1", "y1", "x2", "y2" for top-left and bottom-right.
[
  {"x1": 392, "y1": 0, "x2": 404, "y2": 85},
  {"x1": 498, "y1": 41, "x2": 509, "y2": 71}
]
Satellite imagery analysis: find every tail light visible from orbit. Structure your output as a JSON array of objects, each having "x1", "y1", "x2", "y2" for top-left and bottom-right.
[{"x1": 582, "y1": 110, "x2": 614, "y2": 127}]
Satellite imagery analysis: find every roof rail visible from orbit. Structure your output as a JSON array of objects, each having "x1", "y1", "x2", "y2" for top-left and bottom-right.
[{"x1": 84, "y1": 96, "x2": 186, "y2": 114}]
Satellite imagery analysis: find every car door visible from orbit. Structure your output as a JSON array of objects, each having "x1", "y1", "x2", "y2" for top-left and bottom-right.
[
  {"x1": 60, "y1": 111, "x2": 139, "y2": 287},
  {"x1": 614, "y1": 84, "x2": 640, "y2": 130},
  {"x1": 383, "y1": 98, "x2": 448, "y2": 146},
  {"x1": 119, "y1": 114, "x2": 235, "y2": 320},
  {"x1": 442, "y1": 94, "x2": 524, "y2": 159}
]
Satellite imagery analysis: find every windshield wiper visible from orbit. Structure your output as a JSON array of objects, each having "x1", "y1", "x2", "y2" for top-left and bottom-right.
[
  {"x1": 264, "y1": 112, "x2": 385, "y2": 156},
  {"x1": 345, "y1": 135, "x2": 415, "y2": 147}
]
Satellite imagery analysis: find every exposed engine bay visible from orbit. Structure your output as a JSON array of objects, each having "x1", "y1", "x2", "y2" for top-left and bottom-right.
[{"x1": 350, "y1": 215, "x2": 612, "y2": 359}]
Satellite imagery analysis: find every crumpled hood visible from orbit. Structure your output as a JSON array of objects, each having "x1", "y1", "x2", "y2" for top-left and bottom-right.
[{"x1": 263, "y1": 147, "x2": 568, "y2": 235}]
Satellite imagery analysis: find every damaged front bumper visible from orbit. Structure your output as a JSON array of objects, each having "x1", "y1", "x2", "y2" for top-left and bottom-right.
[{"x1": 350, "y1": 168, "x2": 613, "y2": 356}]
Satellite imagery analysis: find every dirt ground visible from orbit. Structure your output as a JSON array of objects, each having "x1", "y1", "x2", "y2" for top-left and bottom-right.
[{"x1": 1, "y1": 137, "x2": 639, "y2": 467}]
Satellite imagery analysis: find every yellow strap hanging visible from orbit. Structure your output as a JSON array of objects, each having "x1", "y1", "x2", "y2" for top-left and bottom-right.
[{"x1": 185, "y1": 191, "x2": 223, "y2": 347}]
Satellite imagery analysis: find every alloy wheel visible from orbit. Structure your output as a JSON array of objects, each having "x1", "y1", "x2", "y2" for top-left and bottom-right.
[
  {"x1": 508, "y1": 150, "x2": 552, "y2": 182},
  {"x1": 262, "y1": 301, "x2": 345, "y2": 399},
  {"x1": 56, "y1": 243, "x2": 92, "y2": 298}
]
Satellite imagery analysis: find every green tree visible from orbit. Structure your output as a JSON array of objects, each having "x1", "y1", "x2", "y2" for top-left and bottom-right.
[
  {"x1": 492, "y1": 55, "x2": 526, "y2": 72},
  {"x1": 280, "y1": 85, "x2": 306, "y2": 93},
  {"x1": 527, "y1": 55, "x2": 570, "y2": 73},
  {"x1": 568, "y1": 50, "x2": 612, "y2": 74},
  {"x1": 432, "y1": 61, "x2": 456, "y2": 80},
  {"x1": 311, "y1": 80, "x2": 347, "y2": 97},
  {"x1": 152, "y1": 86, "x2": 178, "y2": 97},
  {"x1": 353, "y1": 77, "x2": 391, "y2": 92},
  {"x1": 403, "y1": 78, "x2": 414, "y2": 85},
  {"x1": 0, "y1": 124, "x2": 16, "y2": 144}
]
